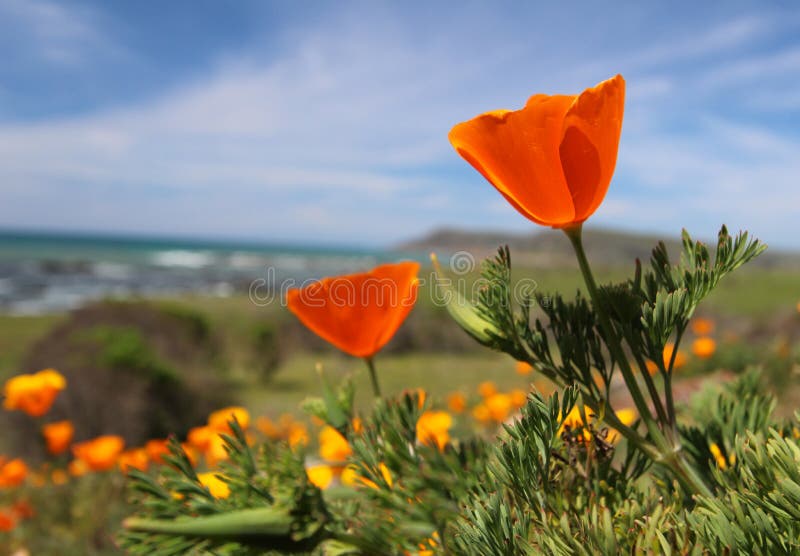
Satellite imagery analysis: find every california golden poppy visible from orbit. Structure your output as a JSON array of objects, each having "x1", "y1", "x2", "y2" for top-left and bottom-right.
[
  {"x1": 42, "y1": 420, "x2": 74, "y2": 455},
  {"x1": 119, "y1": 448, "x2": 149, "y2": 473},
  {"x1": 692, "y1": 337, "x2": 717, "y2": 359},
  {"x1": 287, "y1": 262, "x2": 419, "y2": 359},
  {"x1": 416, "y1": 410, "x2": 453, "y2": 450},
  {"x1": 3, "y1": 368, "x2": 66, "y2": 417},
  {"x1": 0, "y1": 458, "x2": 28, "y2": 488},
  {"x1": 449, "y1": 75, "x2": 625, "y2": 228},
  {"x1": 72, "y1": 435, "x2": 125, "y2": 472}
]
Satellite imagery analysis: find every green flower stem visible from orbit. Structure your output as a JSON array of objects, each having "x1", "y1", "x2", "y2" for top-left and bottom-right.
[
  {"x1": 563, "y1": 225, "x2": 661, "y2": 441},
  {"x1": 365, "y1": 357, "x2": 381, "y2": 398},
  {"x1": 563, "y1": 224, "x2": 712, "y2": 498},
  {"x1": 663, "y1": 326, "x2": 686, "y2": 425},
  {"x1": 632, "y1": 349, "x2": 669, "y2": 424}
]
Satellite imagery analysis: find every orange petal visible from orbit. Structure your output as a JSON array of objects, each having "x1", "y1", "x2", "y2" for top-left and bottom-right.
[
  {"x1": 449, "y1": 94, "x2": 576, "y2": 226},
  {"x1": 559, "y1": 75, "x2": 625, "y2": 222},
  {"x1": 287, "y1": 262, "x2": 419, "y2": 358}
]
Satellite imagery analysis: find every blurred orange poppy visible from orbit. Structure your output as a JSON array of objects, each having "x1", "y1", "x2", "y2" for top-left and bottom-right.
[
  {"x1": 416, "y1": 410, "x2": 453, "y2": 450},
  {"x1": 449, "y1": 75, "x2": 625, "y2": 228},
  {"x1": 0, "y1": 458, "x2": 28, "y2": 488},
  {"x1": 286, "y1": 262, "x2": 419, "y2": 359},
  {"x1": 119, "y1": 448, "x2": 149, "y2": 473},
  {"x1": 690, "y1": 317, "x2": 715, "y2": 336},
  {"x1": 145, "y1": 439, "x2": 170, "y2": 465},
  {"x1": 197, "y1": 472, "x2": 230, "y2": 499},
  {"x1": 208, "y1": 406, "x2": 251, "y2": 432},
  {"x1": 515, "y1": 361, "x2": 534, "y2": 376},
  {"x1": 42, "y1": 420, "x2": 74, "y2": 455},
  {"x1": 446, "y1": 392, "x2": 467, "y2": 413},
  {"x1": 72, "y1": 435, "x2": 125, "y2": 472},
  {"x1": 318, "y1": 426, "x2": 352, "y2": 463},
  {"x1": 692, "y1": 337, "x2": 717, "y2": 359},
  {"x1": 3, "y1": 368, "x2": 66, "y2": 417}
]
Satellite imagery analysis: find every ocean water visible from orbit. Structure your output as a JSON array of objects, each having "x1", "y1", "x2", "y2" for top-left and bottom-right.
[{"x1": 0, "y1": 231, "x2": 409, "y2": 315}]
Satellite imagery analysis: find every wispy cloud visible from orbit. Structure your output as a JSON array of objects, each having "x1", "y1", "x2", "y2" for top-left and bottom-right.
[{"x1": 0, "y1": 0, "x2": 121, "y2": 66}]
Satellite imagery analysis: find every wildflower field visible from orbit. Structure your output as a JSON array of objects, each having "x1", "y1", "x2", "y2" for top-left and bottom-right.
[{"x1": 1, "y1": 75, "x2": 800, "y2": 556}]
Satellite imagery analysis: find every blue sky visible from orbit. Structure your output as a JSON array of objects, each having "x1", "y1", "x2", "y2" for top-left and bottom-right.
[{"x1": 0, "y1": 1, "x2": 799, "y2": 248}]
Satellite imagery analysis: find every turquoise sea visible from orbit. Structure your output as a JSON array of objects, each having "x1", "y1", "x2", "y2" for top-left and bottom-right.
[{"x1": 0, "y1": 230, "x2": 411, "y2": 315}]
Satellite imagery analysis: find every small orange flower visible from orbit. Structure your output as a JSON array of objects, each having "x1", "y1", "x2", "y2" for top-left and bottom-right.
[
  {"x1": 0, "y1": 509, "x2": 15, "y2": 531},
  {"x1": 416, "y1": 410, "x2": 453, "y2": 450},
  {"x1": 3, "y1": 368, "x2": 67, "y2": 417},
  {"x1": 208, "y1": 406, "x2": 250, "y2": 432},
  {"x1": 306, "y1": 464, "x2": 334, "y2": 490},
  {"x1": 485, "y1": 393, "x2": 513, "y2": 422},
  {"x1": 692, "y1": 337, "x2": 717, "y2": 359},
  {"x1": 204, "y1": 433, "x2": 229, "y2": 468},
  {"x1": 449, "y1": 75, "x2": 625, "y2": 228},
  {"x1": 472, "y1": 404, "x2": 491, "y2": 424},
  {"x1": 0, "y1": 459, "x2": 28, "y2": 487},
  {"x1": 515, "y1": 361, "x2": 533, "y2": 376},
  {"x1": 187, "y1": 425, "x2": 215, "y2": 452},
  {"x1": 197, "y1": 472, "x2": 230, "y2": 499},
  {"x1": 318, "y1": 426, "x2": 352, "y2": 463},
  {"x1": 606, "y1": 408, "x2": 637, "y2": 443},
  {"x1": 287, "y1": 423, "x2": 309, "y2": 448},
  {"x1": 509, "y1": 389, "x2": 527, "y2": 409},
  {"x1": 145, "y1": 439, "x2": 170, "y2": 465},
  {"x1": 118, "y1": 448, "x2": 149, "y2": 473},
  {"x1": 559, "y1": 405, "x2": 596, "y2": 442},
  {"x1": 690, "y1": 317, "x2": 715, "y2": 336},
  {"x1": 648, "y1": 343, "x2": 688, "y2": 374},
  {"x1": 286, "y1": 262, "x2": 420, "y2": 358},
  {"x1": 42, "y1": 420, "x2": 74, "y2": 455},
  {"x1": 477, "y1": 381, "x2": 497, "y2": 398},
  {"x1": 72, "y1": 435, "x2": 125, "y2": 472},
  {"x1": 446, "y1": 392, "x2": 467, "y2": 413}
]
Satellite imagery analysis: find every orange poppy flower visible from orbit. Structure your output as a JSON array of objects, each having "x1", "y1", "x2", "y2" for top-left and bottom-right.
[
  {"x1": 72, "y1": 435, "x2": 125, "y2": 472},
  {"x1": 416, "y1": 410, "x2": 453, "y2": 450},
  {"x1": 690, "y1": 317, "x2": 715, "y2": 336},
  {"x1": 515, "y1": 361, "x2": 534, "y2": 376},
  {"x1": 118, "y1": 448, "x2": 149, "y2": 473},
  {"x1": 208, "y1": 406, "x2": 251, "y2": 432},
  {"x1": 0, "y1": 458, "x2": 28, "y2": 487},
  {"x1": 318, "y1": 426, "x2": 352, "y2": 463},
  {"x1": 145, "y1": 439, "x2": 170, "y2": 465},
  {"x1": 0, "y1": 509, "x2": 15, "y2": 531},
  {"x1": 446, "y1": 392, "x2": 467, "y2": 413},
  {"x1": 449, "y1": 75, "x2": 625, "y2": 228},
  {"x1": 3, "y1": 368, "x2": 66, "y2": 417},
  {"x1": 692, "y1": 337, "x2": 717, "y2": 359},
  {"x1": 42, "y1": 420, "x2": 75, "y2": 455},
  {"x1": 197, "y1": 472, "x2": 230, "y2": 499},
  {"x1": 286, "y1": 262, "x2": 420, "y2": 358}
]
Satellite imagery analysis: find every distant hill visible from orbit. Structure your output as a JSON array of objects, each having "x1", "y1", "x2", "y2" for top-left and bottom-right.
[{"x1": 394, "y1": 227, "x2": 800, "y2": 270}]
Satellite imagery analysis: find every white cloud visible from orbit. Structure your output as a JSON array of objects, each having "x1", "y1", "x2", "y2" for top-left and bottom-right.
[{"x1": 0, "y1": 0, "x2": 122, "y2": 66}]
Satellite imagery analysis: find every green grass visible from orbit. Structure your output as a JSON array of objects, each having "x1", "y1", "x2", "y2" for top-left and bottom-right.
[
  {"x1": 239, "y1": 351, "x2": 525, "y2": 417},
  {"x1": 0, "y1": 313, "x2": 61, "y2": 377}
]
